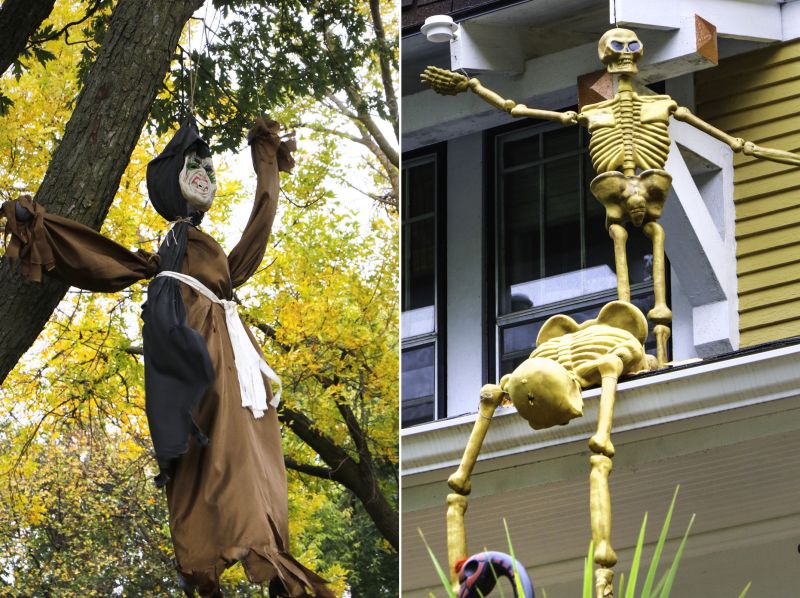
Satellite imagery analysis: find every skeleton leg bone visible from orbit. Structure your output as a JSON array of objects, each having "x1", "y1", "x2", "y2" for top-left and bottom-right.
[
  {"x1": 446, "y1": 493, "x2": 469, "y2": 591},
  {"x1": 587, "y1": 355, "x2": 624, "y2": 458},
  {"x1": 447, "y1": 384, "x2": 505, "y2": 495},
  {"x1": 643, "y1": 221, "x2": 672, "y2": 367},
  {"x1": 609, "y1": 224, "x2": 631, "y2": 302},
  {"x1": 590, "y1": 455, "x2": 617, "y2": 568}
]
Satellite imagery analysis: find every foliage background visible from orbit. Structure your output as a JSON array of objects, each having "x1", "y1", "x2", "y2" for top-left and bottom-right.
[{"x1": 0, "y1": 1, "x2": 398, "y2": 596}]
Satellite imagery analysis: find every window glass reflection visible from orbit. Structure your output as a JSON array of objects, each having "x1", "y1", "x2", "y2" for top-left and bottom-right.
[{"x1": 402, "y1": 345, "x2": 435, "y2": 427}]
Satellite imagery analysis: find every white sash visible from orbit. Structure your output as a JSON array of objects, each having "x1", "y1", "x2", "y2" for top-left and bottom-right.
[{"x1": 156, "y1": 271, "x2": 281, "y2": 418}]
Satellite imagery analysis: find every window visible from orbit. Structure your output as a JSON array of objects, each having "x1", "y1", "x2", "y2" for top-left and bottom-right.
[
  {"x1": 493, "y1": 120, "x2": 662, "y2": 376},
  {"x1": 401, "y1": 148, "x2": 445, "y2": 427}
]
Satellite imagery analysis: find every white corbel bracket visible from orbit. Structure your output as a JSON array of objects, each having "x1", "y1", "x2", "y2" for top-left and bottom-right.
[{"x1": 450, "y1": 22, "x2": 524, "y2": 74}]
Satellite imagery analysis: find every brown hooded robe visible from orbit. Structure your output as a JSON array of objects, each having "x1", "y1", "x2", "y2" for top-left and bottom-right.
[{"x1": 1, "y1": 119, "x2": 333, "y2": 598}]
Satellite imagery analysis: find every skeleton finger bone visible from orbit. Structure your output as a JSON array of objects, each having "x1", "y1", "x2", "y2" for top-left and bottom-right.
[
  {"x1": 420, "y1": 66, "x2": 470, "y2": 96},
  {"x1": 447, "y1": 384, "x2": 505, "y2": 495}
]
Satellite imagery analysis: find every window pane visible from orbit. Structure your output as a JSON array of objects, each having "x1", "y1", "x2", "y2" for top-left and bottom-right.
[
  {"x1": 502, "y1": 133, "x2": 539, "y2": 169},
  {"x1": 402, "y1": 344, "x2": 435, "y2": 427},
  {"x1": 405, "y1": 160, "x2": 435, "y2": 218},
  {"x1": 499, "y1": 166, "x2": 540, "y2": 314},
  {"x1": 544, "y1": 156, "x2": 581, "y2": 277},
  {"x1": 404, "y1": 218, "x2": 435, "y2": 310},
  {"x1": 543, "y1": 126, "x2": 577, "y2": 157}
]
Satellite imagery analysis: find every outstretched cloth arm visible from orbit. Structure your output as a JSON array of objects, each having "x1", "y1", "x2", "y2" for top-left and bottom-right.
[
  {"x1": 1, "y1": 195, "x2": 159, "y2": 291},
  {"x1": 227, "y1": 118, "x2": 296, "y2": 288},
  {"x1": 673, "y1": 106, "x2": 800, "y2": 166}
]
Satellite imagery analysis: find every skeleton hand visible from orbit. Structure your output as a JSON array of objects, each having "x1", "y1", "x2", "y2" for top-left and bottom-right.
[{"x1": 421, "y1": 66, "x2": 471, "y2": 96}]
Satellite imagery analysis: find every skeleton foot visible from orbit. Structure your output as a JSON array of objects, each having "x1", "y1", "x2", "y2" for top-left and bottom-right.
[
  {"x1": 595, "y1": 567, "x2": 615, "y2": 598},
  {"x1": 654, "y1": 324, "x2": 671, "y2": 368}
]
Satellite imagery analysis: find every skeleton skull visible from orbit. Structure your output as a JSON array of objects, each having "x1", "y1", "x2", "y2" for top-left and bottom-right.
[{"x1": 598, "y1": 28, "x2": 643, "y2": 74}]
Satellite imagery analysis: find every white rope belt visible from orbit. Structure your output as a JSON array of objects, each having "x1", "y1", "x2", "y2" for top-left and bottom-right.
[{"x1": 157, "y1": 271, "x2": 281, "y2": 418}]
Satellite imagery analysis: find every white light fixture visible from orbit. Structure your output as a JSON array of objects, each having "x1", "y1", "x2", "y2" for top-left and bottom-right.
[{"x1": 421, "y1": 15, "x2": 459, "y2": 43}]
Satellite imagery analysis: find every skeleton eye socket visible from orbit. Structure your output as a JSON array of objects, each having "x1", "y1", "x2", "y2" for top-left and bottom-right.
[
  {"x1": 628, "y1": 41, "x2": 641, "y2": 52},
  {"x1": 610, "y1": 40, "x2": 625, "y2": 51}
]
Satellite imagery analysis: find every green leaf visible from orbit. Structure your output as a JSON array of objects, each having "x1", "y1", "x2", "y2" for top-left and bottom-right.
[
  {"x1": 738, "y1": 581, "x2": 752, "y2": 598},
  {"x1": 419, "y1": 528, "x2": 457, "y2": 598},
  {"x1": 625, "y1": 512, "x2": 648, "y2": 598},
  {"x1": 657, "y1": 513, "x2": 694, "y2": 597},
  {"x1": 584, "y1": 541, "x2": 595, "y2": 598},
  {"x1": 504, "y1": 518, "x2": 526, "y2": 598},
  {"x1": 641, "y1": 486, "x2": 679, "y2": 598}
]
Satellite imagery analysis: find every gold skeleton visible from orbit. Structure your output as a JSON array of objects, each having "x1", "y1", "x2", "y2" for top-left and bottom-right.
[
  {"x1": 422, "y1": 27, "x2": 800, "y2": 369},
  {"x1": 444, "y1": 301, "x2": 653, "y2": 597}
]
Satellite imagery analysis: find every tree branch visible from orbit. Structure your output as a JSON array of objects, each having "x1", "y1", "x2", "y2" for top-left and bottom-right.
[
  {"x1": 284, "y1": 456, "x2": 334, "y2": 480},
  {"x1": 368, "y1": 0, "x2": 398, "y2": 139}
]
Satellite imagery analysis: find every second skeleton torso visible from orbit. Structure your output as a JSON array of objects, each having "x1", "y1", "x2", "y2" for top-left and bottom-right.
[
  {"x1": 530, "y1": 324, "x2": 644, "y2": 387},
  {"x1": 581, "y1": 91, "x2": 677, "y2": 175}
]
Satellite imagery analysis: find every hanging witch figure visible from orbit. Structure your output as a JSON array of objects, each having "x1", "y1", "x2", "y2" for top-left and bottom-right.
[{"x1": 1, "y1": 117, "x2": 335, "y2": 598}]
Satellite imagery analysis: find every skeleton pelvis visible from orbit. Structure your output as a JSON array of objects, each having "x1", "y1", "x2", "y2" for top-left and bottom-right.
[
  {"x1": 500, "y1": 358, "x2": 583, "y2": 430},
  {"x1": 590, "y1": 169, "x2": 671, "y2": 228}
]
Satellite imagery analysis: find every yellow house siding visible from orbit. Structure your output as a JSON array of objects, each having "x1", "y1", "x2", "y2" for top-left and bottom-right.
[{"x1": 696, "y1": 39, "x2": 800, "y2": 346}]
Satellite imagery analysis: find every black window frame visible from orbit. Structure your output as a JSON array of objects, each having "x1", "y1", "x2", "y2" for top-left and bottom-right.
[{"x1": 401, "y1": 143, "x2": 447, "y2": 428}]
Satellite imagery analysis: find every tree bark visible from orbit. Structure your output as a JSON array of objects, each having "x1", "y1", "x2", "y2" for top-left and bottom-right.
[
  {"x1": 0, "y1": 0, "x2": 55, "y2": 77},
  {"x1": 0, "y1": 0, "x2": 204, "y2": 383}
]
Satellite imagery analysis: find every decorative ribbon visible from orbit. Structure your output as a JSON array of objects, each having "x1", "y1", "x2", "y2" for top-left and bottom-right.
[{"x1": 156, "y1": 270, "x2": 281, "y2": 418}]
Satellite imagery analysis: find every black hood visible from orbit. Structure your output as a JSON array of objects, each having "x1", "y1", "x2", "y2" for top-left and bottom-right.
[{"x1": 145, "y1": 116, "x2": 210, "y2": 223}]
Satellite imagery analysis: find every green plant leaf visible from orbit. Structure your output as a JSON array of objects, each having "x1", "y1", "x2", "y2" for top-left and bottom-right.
[
  {"x1": 625, "y1": 511, "x2": 648, "y2": 598},
  {"x1": 618, "y1": 571, "x2": 626, "y2": 597},
  {"x1": 584, "y1": 541, "x2": 595, "y2": 598},
  {"x1": 504, "y1": 518, "x2": 526, "y2": 598},
  {"x1": 419, "y1": 528, "x2": 457, "y2": 598},
  {"x1": 641, "y1": 486, "x2": 680, "y2": 598},
  {"x1": 738, "y1": 581, "x2": 752, "y2": 598},
  {"x1": 658, "y1": 513, "x2": 695, "y2": 597}
]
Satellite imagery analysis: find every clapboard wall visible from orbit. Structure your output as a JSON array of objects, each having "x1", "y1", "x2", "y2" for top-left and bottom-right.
[{"x1": 696, "y1": 40, "x2": 800, "y2": 347}]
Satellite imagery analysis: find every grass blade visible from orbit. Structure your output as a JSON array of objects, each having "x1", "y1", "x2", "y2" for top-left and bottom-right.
[
  {"x1": 618, "y1": 571, "x2": 625, "y2": 597},
  {"x1": 658, "y1": 513, "x2": 694, "y2": 597},
  {"x1": 418, "y1": 528, "x2": 457, "y2": 598},
  {"x1": 504, "y1": 518, "x2": 526, "y2": 598},
  {"x1": 738, "y1": 582, "x2": 752, "y2": 598},
  {"x1": 625, "y1": 512, "x2": 648, "y2": 598},
  {"x1": 641, "y1": 486, "x2": 679, "y2": 598},
  {"x1": 583, "y1": 541, "x2": 595, "y2": 598}
]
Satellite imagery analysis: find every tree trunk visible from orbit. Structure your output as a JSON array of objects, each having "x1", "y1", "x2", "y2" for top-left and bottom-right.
[
  {"x1": 0, "y1": 0, "x2": 55, "y2": 77},
  {"x1": 0, "y1": 0, "x2": 204, "y2": 383}
]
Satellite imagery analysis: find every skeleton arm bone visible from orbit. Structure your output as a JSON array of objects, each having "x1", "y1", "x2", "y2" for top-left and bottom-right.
[
  {"x1": 468, "y1": 75, "x2": 577, "y2": 124},
  {"x1": 420, "y1": 66, "x2": 577, "y2": 124},
  {"x1": 673, "y1": 106, "x2": 800, "y2": 166}
]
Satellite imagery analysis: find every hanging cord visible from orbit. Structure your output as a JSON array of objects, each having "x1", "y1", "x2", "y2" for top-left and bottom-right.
[{"x1": 187, "y1": 19, "x2": 198, "y2": 113}]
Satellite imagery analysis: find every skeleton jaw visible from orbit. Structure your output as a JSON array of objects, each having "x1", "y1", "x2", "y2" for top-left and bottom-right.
[{"x1": 608, "y1": 52, "x2": 638, "y2": 74}]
